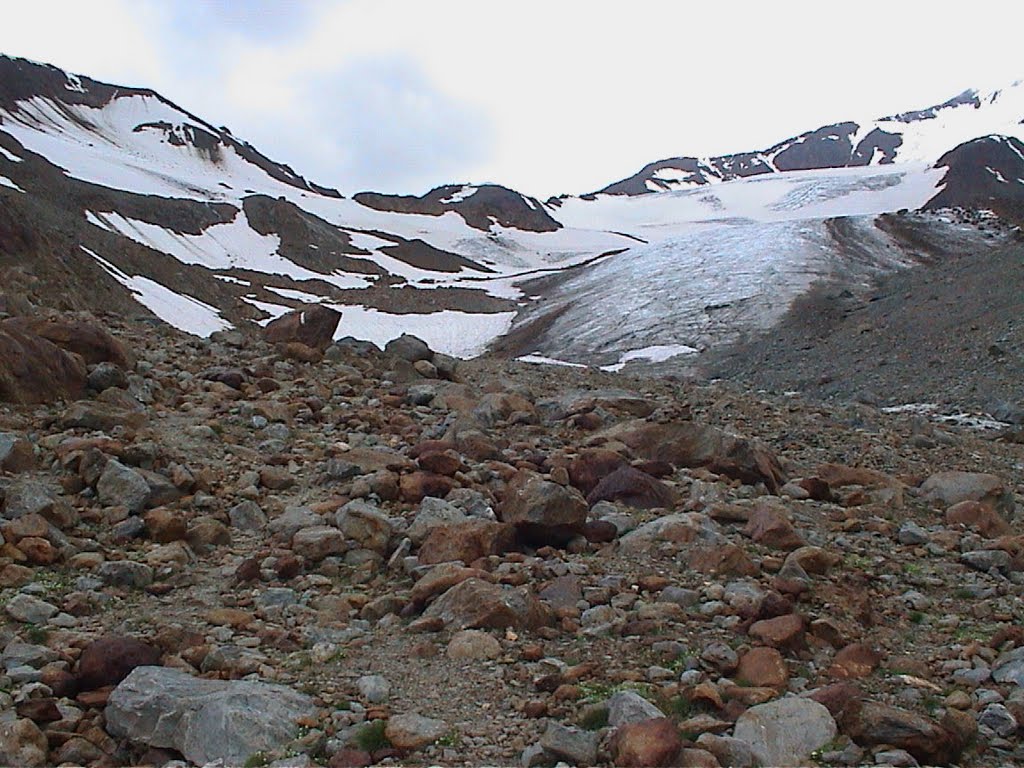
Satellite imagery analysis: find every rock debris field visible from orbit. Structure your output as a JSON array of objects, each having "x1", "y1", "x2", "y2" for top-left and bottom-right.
[{"x1": 0, "y1": 302, "x2": 1022, "y2": 768}]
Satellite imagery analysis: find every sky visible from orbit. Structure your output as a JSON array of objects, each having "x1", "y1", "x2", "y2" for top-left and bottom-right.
[{"x1": 2, "y1": 0, "x2": 1022, "y2": 199}]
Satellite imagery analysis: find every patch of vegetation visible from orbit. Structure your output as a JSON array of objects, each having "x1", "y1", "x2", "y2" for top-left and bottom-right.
[
  {"x1": 578, "y1": 706, "x2": 609, "y2": 731},
  {"x1": 354, "y1": 720, "x2": 389, "y2": 753},
  {"x1": 243, "y1": 752, "x2": 270, "y2": 768},
  {"x1": 25, "y1": 625, "x2": 49, "y2": 644},
  {"x1": 577, "y1": 679, "x2": 652, "y2": 704},
  {"x1": 909, "y1": 610, "x2": 925, "y2": 624},
  {"x1": 436, "y1": 730, "x2": 462, "y2": 748}
]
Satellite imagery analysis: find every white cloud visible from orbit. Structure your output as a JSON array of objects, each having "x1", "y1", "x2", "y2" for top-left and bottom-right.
[{"x1": 2, "y1": 0, "x2": 1022, "y2": 197}]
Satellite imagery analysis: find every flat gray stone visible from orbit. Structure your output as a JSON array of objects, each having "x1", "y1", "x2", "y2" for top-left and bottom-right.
[
  {"x1": 607, "y1": 690, "x2": 665, "y2": 727},
  {"x1": 5, "y1": 594, "x2": 58, "y2": 624},
  {"x1": 733, "y1": 697, "x2": 837, "y2": 767},
  {"x1": 105, "y1": 666, "x2": 316, "y2": 766},
  {"x1": 97, "y1": 459, "x2": 151, "y2": 513},
  {"x1": 539, "y1": 721, "x2": 599, "y2": 765}
]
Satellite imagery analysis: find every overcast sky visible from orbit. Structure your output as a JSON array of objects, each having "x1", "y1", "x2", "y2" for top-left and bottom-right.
[{"x1": 3, "y1": 0, "x2": 1022, "y2": 198}]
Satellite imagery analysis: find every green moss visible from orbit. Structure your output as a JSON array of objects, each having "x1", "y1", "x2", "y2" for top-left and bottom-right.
[{"x1": 354, "y1": 720, "x2": 389, "y2": 752}]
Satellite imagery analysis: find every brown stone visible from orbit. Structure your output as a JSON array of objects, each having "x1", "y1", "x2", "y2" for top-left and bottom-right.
[
  {"x1": 143, "y1": 507, "x2": 188, "y2": 543},
  {"x1": 736, "y1": 647, "x2": 788, "y2": 688},
  {"x1": 745, "y1": 503, "x2": 804, "y2": 550},
  {"x1": 749, "y1": 614, "x2": 806, "y2": 651},
  {"x1": 829, "y1": 643, "x2": 881, "y2": 679},
  {"x1": 329, "y1": 748, "x2": 373, "y2": 768},
  {"x1": 841, "y1": 700, "x2": 961, "y2": 765},
  {"x1": 418, "y1": 520, "x2": 516, "y2": 565},
  {"x1": 689, "y1": 543, "x2": 759, "y2": 576},
  {"x1": 499, "y1": 470, "x2": 588, "y2": 546},
  {"x1": 281, "y1": 341, "x2": 323, "y2": 363},
  {"x1": 568, "y1": 449, "x2": 628, "y2": 495},
  {"x1": 205, "y1": 608, "x2": 255, "y2": 628},
  {"x1": 583, "y1": 519, "x2": 618, "y2": 543},
  {"x1": 612, "y1": 718, "x2": 682, "y2": 768},
  {"x1": 807, "y1": 681, "x2": 862, "y2": 721},
  {"x1": 7, "y1": 314, "x2": 131, "y2": 367},
  {"x1": 0, "y1": 434, "x2": 35, "y2": 473},
  {"x1": 0, "y1": 319, "x2": 88, "y2": 404},
  {"x1": 600, "y1": 420, "x2": 786, "y2": 492},
  {"x1": 422, "y1": 578, "x2": 553, "y2": 631},
  {"x1": 16, "y1": 537, "x2": 57, "y2": 565},
  {"x1": 586, "y1": 465, "x2": 679, "y2": 509},
  {"x1": 260, "y1": 466, "x2": 295, "y2": 490},
  {"x1": 945, "y1": 500, "x2": 1013, "y2": 538},
  {"x1": 400, "y1": 471, "x2": 455, "y2": 503},
  {"x1": 263, "y1": 305, "x2": 341, "y2": 351},
  {"x1": 410, "y1": 563, "x2": 492, "y2": 607},
  {"x1": 15, "y1": 698, "x2": 61, "y2": 723},
  {"x1": 417, "y1": 451, "x2": 463, "y2": 477},
  {"x1": 75, "y1": 635, "x2": 161, "y2": 691}
]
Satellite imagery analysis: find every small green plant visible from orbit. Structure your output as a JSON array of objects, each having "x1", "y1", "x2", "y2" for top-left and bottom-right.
[
  {"x1": 909, "y1": 611, "x2": 925, "y2": 624},
  {"x1": 243, "y1": 752, "x2": 270, "y2": 768},
  {"x1": 25, "y1": 625, "x2": 49, "y2": 644},
  {"x1": 578, "y1": 706, "x2": 610, "y2": 731},
  {"x1": 436, "y1": 730, "x2": 462, "y2": 748},
  {"x1": 354, "y1": 720, "x2": 389, "y2": 752},
  {"x1": 953, "y1": 587, "x2": 975, "y2": 600}
]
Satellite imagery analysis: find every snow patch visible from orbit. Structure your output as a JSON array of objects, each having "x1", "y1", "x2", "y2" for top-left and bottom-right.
[
  {"x1": 440, "y1": 185, "x2": 478, "y2": 204},
  {"x1": 600, "y1": 344, "x2": 698, "y2": 372},
  {"x1": 517, "y1": 354, "x2": 588, "y2": 368},
  {"x1": 0, "y1": 145, "x2": 23, "y2": 163},
  {"x1": 0, "y1": 175, "x2": 25, "y2": 192},
  {"x1": 81, "y1": 246, "x2": 232, "y2": 337}
]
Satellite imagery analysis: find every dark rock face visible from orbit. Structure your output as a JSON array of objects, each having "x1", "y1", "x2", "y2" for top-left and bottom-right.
[
  {"x1": 354, "y1": 184, "x2": 561, "y2": 233},
  {"x1": 0, "y1": 319, "x2": 88, "y2": 404},
  {"x1": 5, "y1": 315, "x2": 132, "y2": 367},
  {"x1": 499, "y1": 471, "x2": 589, "y2": 546},
  {"x1": 76, "y1": 635, "x2": 162, "y2": 691},
  {"x1": 925, "y1": 135, "x2": 1024, "y2": 219},
  {"x1": 585, "y1": 465, "x2": 679, "y2": 509},
  {"x1": 263, "y1": 305, "x2": 342, "y2": 351},
  {"x1": 841, "y1": 701, "x2": 962, "y2": 765}
]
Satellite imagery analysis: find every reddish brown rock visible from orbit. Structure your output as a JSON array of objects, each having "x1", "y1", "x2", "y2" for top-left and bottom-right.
[
  {"x1": 0, "y1": 320, "x2": 88, "y2": 404},
  {"x1": 749, "y1": 614, "x2": 806, "y2": 651},
  {"x1": 736, "y1": 647, "x2": 789, "y2": 688},
  {"x1": 945, "y1": 500, "x2": 1013, "y2": 538},
  {"x1": 829, "y1": 643, "x2": 882, "y2": 679},
  {"x1": 143, "y1": 508, "x2": 188, "y2": 543},
  {"x1": 586, "y1": 465, "x2": 679, "y2": 509},
  {"x1": 263, "y1": 305, "x2": 341, "y2": 351},
  {"x1": 15, "y1": 698, "x2": 62, "y2": 723},
  {"x1": 423, "y1": 578, "x2": 553, "y2": 631},
  {"x1": 417, "y1": 450, "x2": 464, "y2": 477},
  {"x1": 841, "y1": 700, "x2": 961, "y2": 765},
  {"x1": 745, "y1": 503, "x2": 804, "y2": 550},
  {"x1": 601, "y1": 420, "x2": 786, "y2": 493},
  {"x1": 0, "y1": 434, "x2": 35, "y2": 473},
  {"x1": 8, "y1": 314, "x2": 131, "y2": 367},
  {"x1": 410, "y1": 563, "x2": 492, "y2": 607},
  {"x1": 499, "y1": 470, "x2": 588, "y2": 546},
  {"x1": 75, "y1": 635, "x2": 161, "y2": 691},
  {"x1": 417, "y1": 520, "x2": 517, "y2": 565},
  {"x1": 400, "y1": 471, "x2": 455, "y2": 503},
  {"x1": 568, "y1": 449, "x2": 628, "y2": 495},
  {"x1": 807, "y1": 681, "x2": 862, "y2": 721},
  {"x1": 689, "y1": 543, "x2": 759, "y2": 576},
  {"x1": 583, "y1": 520, "x2": 618, "y2": 543},
  {"x1": 612, "y1": 718, "x2": 682, "y2": 768},
  {"x1": 281, "y1": 341, "x2": 323, "y2": 363},
  {"x1": 798, "y1": 477, "x2": 834, "y2": 501}
]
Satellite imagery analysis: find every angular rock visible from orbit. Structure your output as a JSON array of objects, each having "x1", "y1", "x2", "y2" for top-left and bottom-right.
[
  {"x1": 105, "y1": 666, "x2": 316, "y2": 765},
  {"x1": 745, "y1": 502, "x2": 804, "y2": 550},
  {"x1": 499, "y1": 470, "x2": 588, "y2": 546},
  {"x1": 2, "y1": 478, "x2": 76, "y2": 527},
  {"x1": 97, "y1": 459, "x2": 151, "y2": 513},
  {"x1": 336, "y1": 500, "x2": 393, "y2": 554},
  {"x1": 737, "y1": 646, "x2": 789, "y2": 688},
  {"x1": 292, "y1": 525, "x2": 347, "y2": 561},
  {"x1": 539, "y1": 721, "x2": 599, "y2": 765},
  {"x1": 8, "y1": 314, "x2": 132, "y2": 367},
  {"x1": 410, "y1": 563, "x2": 492, "y2": 607},
  {"x1": 384, "y1": 712, "x2": 447, "y2": 750},
  {"x1": 423, "y1": 578, "x2": 552, "y2": 631},
  {"x1": 87, "y1": 361, "x2": 129, "y2": 391},
  {"x1": 0, "y1": 717, "x2": 48, "y2": 767},
  {"x1": 0, "y1": 432, "x2": 35, "y2": 473},
  {"x1": 841, "y1": 701, "x2": 960, "y2": 765},
  {"x1": 97, "y1": 560, "x2": 154, "y2": 589},
  {"x1": 76, "y1": 635, "x2": 162, "y2": 691},
  {"x1": 619, "y1": 513, "x2": 723, "y2": 554},
  {"x1": 418, "y1": 520, "x2": 516, "y2": 565},
  {"x1": 0, "y1": 319, "x2": 88, "y2": 404},
  {"x1": 385, "y1": 334, "x2": 434, "y2": 363},
  {"x1": 921, "y1": 471, "x2": 1013, "y2": 516},
  {"x1": 567, "y1": 449, "x2": 628, "y2": 496},
  {"x1": 228, "y1": 500, "x2": 267, "y2": 531},
  {"x1": 601, "y1": 420, "x2": 786, "y2": 492},
  {"x1": 5, "y1": 594, "x2": 58, "y2": 624},
  {"x1": 945, "y1": 500, "x2": 1012, "y2": 538},
  {"x1": 356, "y1": 674, "x2": 390, "y2": 704},
  {"x1": 264, "y1": 305, "x2": 341, "y2": 351},
  {"x1": 749, "y1": 613, "x2": 806, "y2": 651},
  {"x1": 407, "y1": 497, "x2": 468, "y2": 544},
  {"x1": 612, "y1": 717, "x2": 681, "y2": 768},
  {"x1": 607, "y1": 690, "x2": 666, "y2": 727},
  {"x1": 734, "y1": 697, "x2": 837, "y2": 767},
  {"x1": 586, "y1": 465, "x2": 679, "y2": 509}
]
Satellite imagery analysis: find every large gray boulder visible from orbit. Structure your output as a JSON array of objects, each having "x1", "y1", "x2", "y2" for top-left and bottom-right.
[
  {"x1": 105, "y1": 666, "x2": 316, "y2": 765},
  {"x1": 733, "y1": 697, "x2": 837, "y2": 767}
]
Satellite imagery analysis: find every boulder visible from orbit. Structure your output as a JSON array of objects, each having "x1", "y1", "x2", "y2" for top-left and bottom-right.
[
  {"x1": 447, "y1": 629, "x2": 502, "y2": 660},
  {"x1": 611, "y1": 718, "x2": 681, "y2": 767},
  {"x1": 733, "y1": 697, "x2": 837, "y2": 767},
  {"x1": 568, "y1": 449, "x2": 629, "y2": 495},
  {"x1": 263, "y1": 305, "x2": 341, "y2": 351},
  {"x1": 744, "y1": 502, "x2": 805, "y2": 550},
  {"x1": 585, "y1": 465, "x2": 679, "y2": 509},
  {"x1": 384, "y1": 712, "x2": 447, "y2": 751},
  {"x1": 618, "y1": 513, "x2": 723, "y2": 554},
  {"x1": 0, "y1": 717, "x2": 48, "y2": 767},
  {"x1": 841, "y1": 700, "x2": 961, "y2": 765},
  {"x1": 418, "y1": 519, "x2": 516, "y2": 565},
  {"x1": 921, "y1": 471, "x2": 1014, "y2": 516},
  {"x1": 76, "y1": 635, "x2": 162, "y2": 691},
  {"x1": 0, "y1": 320, "x2": 87, "y2": 404},
  {"x1": 539, "y1": 722, "x2": 600, "y2": 765},
  {"x1": 291, "y1": 525, "x2": 347, "y2": 561},
  {"x1": 945, "y1": 500, "x2": 1013, "y2": 538},
  {"x1": 599, "y1": 420, "x2": 786, "y2": 492},
  {"x1": 410, "y1": 563, "x2": 492, "y2": 607},
  {"x1": 105, "y1": 666, "x2": 316, "y2": 766},
  {"x1": 0, "y1": 433, "x2": 35, "y2": 473},
  {"x1": 423, "y1": 578, "x2": 552, "y2": 631},
  {"x1": 499, "y1": 470, "x2": 588, "y2": 546},
  {"x1": 6, "y1": 314, "x2": 132, "y2": 367},
  {"x1": 335, "y1": 500, "x2": 393, "y2": 554},
  {"x1": 384, "y1": 334, "x2": 433, "y2": 363},
  {"x1": 607, "y1": 690, "x2": 666, "y2": 727},
  {"x1": 97, "y1": 459, "x2": 151, "y2": 513}
]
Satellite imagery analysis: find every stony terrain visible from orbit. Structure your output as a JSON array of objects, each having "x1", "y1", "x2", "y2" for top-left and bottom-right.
[{"x1": 0, "y1": 297, "x2": 1022, "y2": 768}]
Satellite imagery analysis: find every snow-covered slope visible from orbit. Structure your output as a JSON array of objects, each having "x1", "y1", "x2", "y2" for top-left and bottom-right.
[
  {"x1": 1, "y1": 54, "x2": 1021, "y2": 364},
  {"x1": 573, "y1": 81, "x2": 1024, "y2": 198}
]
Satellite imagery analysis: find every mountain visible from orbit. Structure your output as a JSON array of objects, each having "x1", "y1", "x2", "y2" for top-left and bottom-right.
[
  {"x1": 2, "y1": 54, "x2": 1023, "y2": 372},
  {"x1": 571, "y1": 82, "x2": 1024, "y2": 197}
]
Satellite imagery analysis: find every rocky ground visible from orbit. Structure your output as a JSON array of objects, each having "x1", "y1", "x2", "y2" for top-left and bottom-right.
[{"x1": 0, "y1": 299, "x2": 1023, "y2": 768}]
